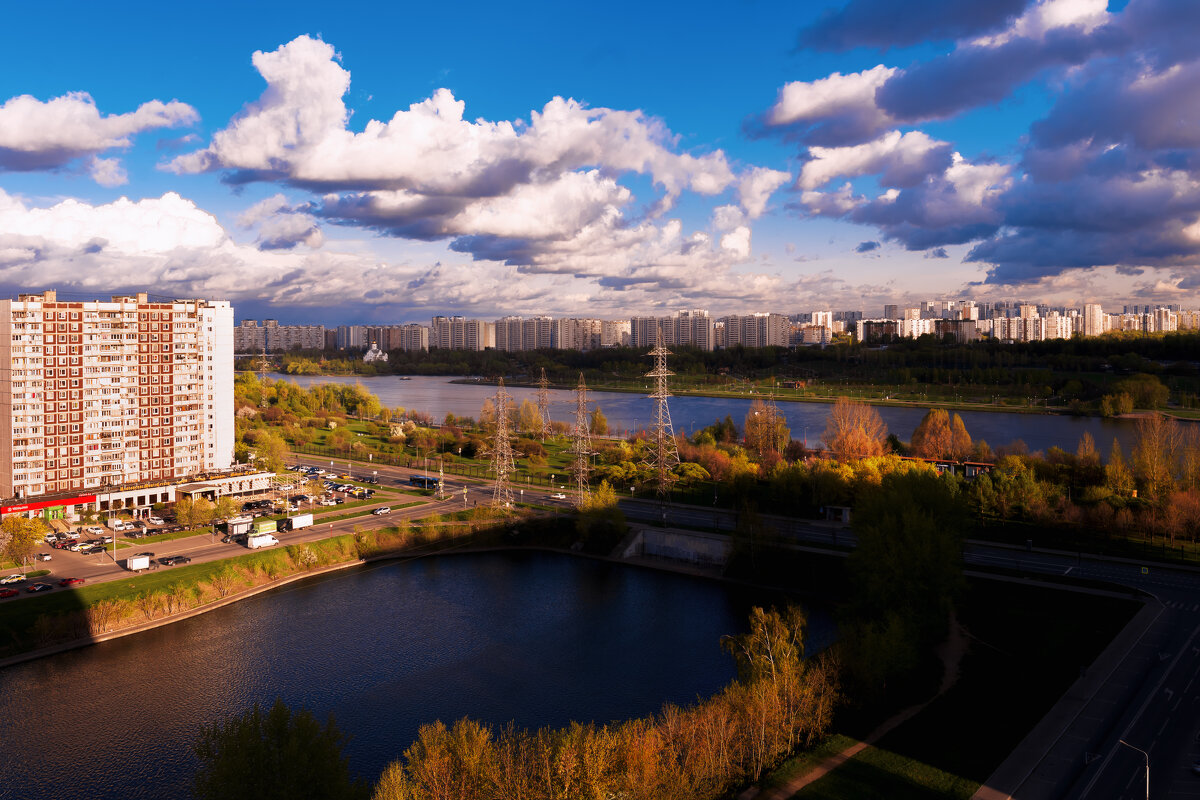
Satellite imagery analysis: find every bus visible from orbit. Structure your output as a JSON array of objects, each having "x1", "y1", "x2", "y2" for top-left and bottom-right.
[{"x1": 409, "y1": 475, "x2": 441, "y2": 490}]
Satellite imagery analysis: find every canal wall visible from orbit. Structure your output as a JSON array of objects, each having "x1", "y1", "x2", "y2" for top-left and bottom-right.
[{"x1": 619, "y1": 526, "x2": 732, "y2": 568}]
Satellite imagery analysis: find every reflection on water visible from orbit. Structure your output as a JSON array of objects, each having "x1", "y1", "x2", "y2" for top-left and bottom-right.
[
  {"x1": 0, "y1": 551, "x2": 831, "y2": 799},
  {"x1": 275, "y1": 373, "x2": 1144, "y2": 455}
]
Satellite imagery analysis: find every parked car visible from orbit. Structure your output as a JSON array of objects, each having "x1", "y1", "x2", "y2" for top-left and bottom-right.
[
  {"x1": 82, "y1": 545, "x2": 105, "y2": 555},
  {"x1": 147, "y1": 516, "x2": 165, "y2": 526},
  {"x1": 372, "y1": 506, "x2": 391, "y2": 515},
  {"x1": 0, "y1": 574, "x2": 25, "y2": 584},
  {"x1": 0, "y1": 587, "x2": 19, "y2": 599},
  {"x1": 26, "y1": 583, "x2": 53, "y2": 593},
  {"x1": 82, "y1": 526, "x2": 104, "y2": 536},
  {"x1": 58, "y1": 577, "x2": 85, "y2": 587}
]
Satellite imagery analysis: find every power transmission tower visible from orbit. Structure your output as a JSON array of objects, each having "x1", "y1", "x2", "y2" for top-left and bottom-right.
[
  {"x1": 536, "y1": 368, "x2": 552, "y2": 442},
  {"x1": 257, "y1": 343, "x2": 271, "y2": 409},
  {"x1": 490, "y1": 378, "x2": 516, "y2": 509},
  {"x1": 643, "y1": 330, "x2": 679, "y2": 510},
  {"x1": 570, "y1": 373, "x2": 592, "y2": 507}
]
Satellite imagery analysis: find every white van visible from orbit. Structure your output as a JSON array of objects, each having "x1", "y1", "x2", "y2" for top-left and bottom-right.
[{"x1": 245, "y1": 533, "x2": 279, "y2": 550}]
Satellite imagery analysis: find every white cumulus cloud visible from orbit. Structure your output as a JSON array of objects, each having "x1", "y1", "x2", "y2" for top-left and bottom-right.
[{"x1": 0, "y1": 91, "x2": 198, "y2": 180}]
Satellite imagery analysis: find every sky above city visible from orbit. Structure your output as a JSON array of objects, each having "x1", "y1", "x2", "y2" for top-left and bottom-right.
[{"x1": 1, "y1": 0, "x2": 1198, "y2": 323}]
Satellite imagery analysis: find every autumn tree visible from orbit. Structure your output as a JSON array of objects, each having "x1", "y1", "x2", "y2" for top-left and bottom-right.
[
  {"x1": 175, "y1": 497, "x2": 216, "y2": 529},
  {"x1": 1105, "y1": 441, "x2": 1135, "y2": 497},
  {"x1": 1133, "y1": 414, "x2": 1180, "y2": 501},
  {"x1": 250, "y1": 431, "x2": 289, "y2": 473},
  {"x1": 577, "y1": 480, "x2": 626, "y2": 545},
  {"x1": 910, "y1": 408, "x2": 973, "y2": 460},
  {"x1": 744, "y1": 399, "x2": 790, "y2": 457},
  {"x1": 515, "y1": 399, "x2": 541, "y2": 435},
  {"x1": 192, "y1": 699, "x2": 367, "y2": 800},
  {"x1": 1, "y1": 515, "x2": 47, "y2": 573},
  {"x1": 589, "y1": 407, "x2": 609, "y2": 436},
  {"x1": 822, "y1": 397, "x2": 887, "y2": 460}
]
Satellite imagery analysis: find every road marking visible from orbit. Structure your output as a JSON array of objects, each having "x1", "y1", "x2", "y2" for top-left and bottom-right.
[{"x1": 1064, "y1": 566, "x2": 1074, "y2": 576}]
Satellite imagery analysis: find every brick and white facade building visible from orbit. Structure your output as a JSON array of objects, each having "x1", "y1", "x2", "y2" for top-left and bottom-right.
[{"x1": 0, "y1": 290, "x2": 234, "y2": 504}]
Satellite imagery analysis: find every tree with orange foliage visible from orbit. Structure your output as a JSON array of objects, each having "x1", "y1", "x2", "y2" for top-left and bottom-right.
[{"x1": 822, "y1": 397, "x2": 888, "y2": 461}]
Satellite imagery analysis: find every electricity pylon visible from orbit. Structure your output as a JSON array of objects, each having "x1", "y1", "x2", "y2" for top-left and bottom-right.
[
  {"x1": 257, "y1": 344, "x2": 271, "y2": 409},
  {"x1": 490, "y1": 378, "x2": 516, "y2": 509},
  {"x1": 569, "y1": 373, "x2": 591, "y2": 507},
  {"x1": 536, "y1": 368, "x2": 551, "y2": 442},
  {"x1": 643, "y1": 330, "x2": 679, "y2": 506}
]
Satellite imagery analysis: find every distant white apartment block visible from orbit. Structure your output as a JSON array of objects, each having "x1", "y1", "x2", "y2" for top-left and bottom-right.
[
  {"x1": 0, "y1": 290, "x2": 234, "y2": 502},
  {"x1": 630, "y1": 309, "x2": 714, "y2": 350},
  {"x1": 430, "y1": 316, "x2": 492, "y2": 351},
  {"x1": 235, "y1": 319, "x2": 325, "y2": 352},
  {"x1": 723, "y1": 313, "x2": 790, "y2": 348}
]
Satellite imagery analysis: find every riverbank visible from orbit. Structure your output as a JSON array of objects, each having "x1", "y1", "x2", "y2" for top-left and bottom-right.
[{"x1": 450, "y1": 376, "x2": 1066, "y2": 417}]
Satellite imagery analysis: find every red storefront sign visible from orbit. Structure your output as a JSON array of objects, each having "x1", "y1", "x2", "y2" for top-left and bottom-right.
[{"x1": 1, "y1": 495, "x2": 96, "y2": 514}]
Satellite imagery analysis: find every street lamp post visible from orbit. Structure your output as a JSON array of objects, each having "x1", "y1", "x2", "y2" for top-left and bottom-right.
[{"x1": 1118, "y1": 740, "x2": 1148, "y2": 800}]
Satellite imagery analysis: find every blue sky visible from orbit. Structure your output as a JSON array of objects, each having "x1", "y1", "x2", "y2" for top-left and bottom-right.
[{"x1": 1, "y1": 0, "x2": 1197, "y2": 323}]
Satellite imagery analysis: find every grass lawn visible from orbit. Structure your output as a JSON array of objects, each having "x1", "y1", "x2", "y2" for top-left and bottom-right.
[
  {"x1": 753, "y1": 735, "x2": 858, "y2": 794},
  {"x1": 315, "y1": 502, "x2": 424, "y2": 525},
  {"x1": 122, "y1": 528, "x2": 207, "y2": 546},
  {"x1": 0, "y1": 535, "x2": 360, "y2": 653},
  {"x1": 792, "y1": 743, "x2": 978, "y2": 800}
]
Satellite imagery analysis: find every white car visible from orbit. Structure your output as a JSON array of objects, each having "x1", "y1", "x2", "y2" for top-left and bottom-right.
[
  {"x1": 83, "y1": 527, "x2": 104, "y2": 536},
  {"x1": 550, "y1": 493, "x2": 567, "y2": 500},
  {"x1": 0, "y1": 574, "x2": 24, "y2": 585},
  {"x1": 147, "y1": 516, "x2": 165, "y2": 526},
  {"x1": 371, "y1": 506, "x2": 391, "y2": 515}
]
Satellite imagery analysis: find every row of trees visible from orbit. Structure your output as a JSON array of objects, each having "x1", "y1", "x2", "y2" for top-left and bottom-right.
[{"x1": 190, "y1": 606, "x2": 838, "y2": 800}]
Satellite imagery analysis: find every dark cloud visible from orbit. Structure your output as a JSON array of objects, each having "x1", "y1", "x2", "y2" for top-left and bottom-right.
[
  {"x1": 855, "y1": 240, "x2": 880, "y2": 252},
  {"x1": 799, "y1": 0, "x2": 1029, "y2": 51},
  {"x1": 1031, "y1": 58, "x2": 1200, "y2": 151},
  {"x1": 788, "y1": 0, "x2": 1200, "y2": 289},
  {"x1": 877, "y1": 26, "x2": 1122, "y2": 121}
]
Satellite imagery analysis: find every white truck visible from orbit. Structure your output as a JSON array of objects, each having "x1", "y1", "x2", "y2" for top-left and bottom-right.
[
  {"x1": 245, "y1": 533, "x2": 279, "y2": 549},
  {"x1": 284, "y1": 513, "x2": 313, "y2": 531},
  {"x1": 126, "y1": 554, "x2": 151, "y2": 572}
]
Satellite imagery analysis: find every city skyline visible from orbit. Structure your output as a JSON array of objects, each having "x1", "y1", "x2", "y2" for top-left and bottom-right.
[{"x1": 2, "y1": 0, "x2": 1198, "y2": 324}]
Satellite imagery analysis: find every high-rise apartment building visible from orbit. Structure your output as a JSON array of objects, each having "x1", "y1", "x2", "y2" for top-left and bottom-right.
[
  {"x1": 630, "y1": 310, "x2": 714, "y2": 350},
  {"x1": 430, "y1": 316, "x2": 492, "y2": 351},
  {"x1": 723, "y1": 313, "x2": 790, "y2": 348},
  {"x1": 235, "y1": 319, "x2": 325, "y2": 352},
  {"x1": 0, "y1": 290, "x2": 234, "y2": 501},
  {"x1": 384, "y1": 324, "x2": 429, "y2": 352},
  {"x1": 1083, "y1": 303, "x2": 1107, "y2": 337}
]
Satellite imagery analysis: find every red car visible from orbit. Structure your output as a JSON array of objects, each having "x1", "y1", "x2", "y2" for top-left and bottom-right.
[
  {"x1": 58, "y1": 577, "x2": 85, "y2": 587},
  {"x1": 0, "y1": 587, "x2": 18, "y2": 599}
]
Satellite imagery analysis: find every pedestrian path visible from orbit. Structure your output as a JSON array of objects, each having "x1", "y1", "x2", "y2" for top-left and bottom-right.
[{"x1": 743, "y1": 613, "x2": 967, "y2": 799}]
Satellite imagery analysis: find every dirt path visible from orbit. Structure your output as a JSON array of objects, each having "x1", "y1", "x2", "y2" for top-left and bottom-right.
[{"x1": 743, "y1": 611, "x2": 968, "y2": 800}]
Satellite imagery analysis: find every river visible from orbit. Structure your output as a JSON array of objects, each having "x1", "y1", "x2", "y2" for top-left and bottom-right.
[
  {"x1": 0, "y1": 551, "x2": 833, "y2": 799},
  {"x1": 273, "y1": 373, "x2": 1147, "y2": 455}
]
